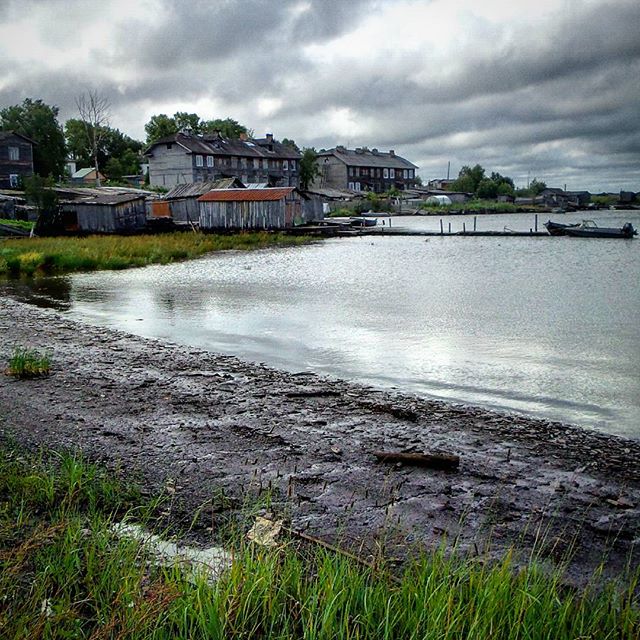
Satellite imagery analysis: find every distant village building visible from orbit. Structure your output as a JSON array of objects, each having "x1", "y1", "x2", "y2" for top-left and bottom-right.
[
  {"x1": 315, "y1": 146, "x2": 418, "y2": 193},
  {"x1": 0, "y1": 131, "x2": 35, "y2": 189},
  {"x1": 427, "y1": 178, "x2": 456, "y2": 190},
  {"x1": 198, "y1": 187, "x2": 309, "y2": 230},
  {"x1": 71, "y1": 167, "x2": 106, "y2": 185},
  {"x1": 540, "y1": 188, "x2": 591, "y2": 209},
  {"x1": 145, "y1": 131, "x2": 301, "y2": 189}
]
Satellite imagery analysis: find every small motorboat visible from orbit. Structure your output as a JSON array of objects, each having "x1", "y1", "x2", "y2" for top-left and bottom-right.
[
  {"x1": 545, "y1": 219, "x2": 637, "y2": 238},
  {"x1": 349, "y1": 216, "x2": 377, "y2": 227},
  {"x1": 544, "y1": 220, "x2": 580, "y2": 235}
]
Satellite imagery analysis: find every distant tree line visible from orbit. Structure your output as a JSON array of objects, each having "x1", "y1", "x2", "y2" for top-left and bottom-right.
[{"x1": 447, "y1": 164, "x2": 546, "y2": 198}]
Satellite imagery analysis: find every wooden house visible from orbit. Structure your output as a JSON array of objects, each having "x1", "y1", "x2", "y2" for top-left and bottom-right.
[
  {"x1": 145, "y1": 131, "x2": 301, "y2": 189},
  {"x1": 59, "y1": 192, "x2": 147, "y2": 233},
  {"x1": 315, "y1": 146, "x2": 418, "y2": 193},
  {"x1": 198, "y1": 187, "x2": 308, "y2": 230},
  {"x1": 0, "y1": 131, "x2": 35, "y2": 189}
]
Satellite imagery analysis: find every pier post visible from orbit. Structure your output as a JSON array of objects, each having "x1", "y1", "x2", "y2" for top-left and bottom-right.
[
  {"x1": 474, "y1": 216, "x2": 477, "y2": 231},
  {"x1": 448, "y1": 222, "x2": 451, "y2": 234},
  {"x1": 463, "y1": 222, "x2": 466, "y2": 234},
  {"x1": 440, "y1": 219, "x2": 443, "y2": 235},
  {"x1": 535, "y1": 214, "x2": 538, "y2": 232}
]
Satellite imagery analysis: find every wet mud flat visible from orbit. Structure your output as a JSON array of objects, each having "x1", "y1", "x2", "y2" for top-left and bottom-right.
[{"x1": 1, "y1": 297, "x2": 638, "y2": 585}]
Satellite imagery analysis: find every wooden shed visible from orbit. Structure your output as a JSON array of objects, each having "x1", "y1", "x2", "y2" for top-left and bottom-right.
[
  {"x1": 198, "y1": 187, "x2": 305, "y2": 230},
  {"x1": 152, "y1": 178, "x2": 244, "y2": 225},
  {"x1": 59, "y1": 193, "x2": 147, "y2": 233}
]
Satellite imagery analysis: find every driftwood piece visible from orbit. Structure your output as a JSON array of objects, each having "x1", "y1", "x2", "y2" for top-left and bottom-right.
[{"x1": 373, "y1": 451, "x2": 460, "y2": 471}]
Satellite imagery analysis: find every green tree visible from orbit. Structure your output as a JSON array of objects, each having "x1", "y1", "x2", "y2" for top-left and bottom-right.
[
  {"x1": 529, "y1": 178, "x2": 547, "y2": 195},
  {"x1": 174, "y1": 112, "x2": 203, "y2": 134},
  {"x1": 145, "y1": 114, "x2": 178, "y2": 144},
  {"x1": 281, "y1": 138, "x2": 300, "y2": 152},
  {"x1": 451, "y1": 164, "x2": 485, "y2": 193},
  {"x1": 66, "y1": 119, "x2": 143, "y2": 177},
  {"x1": 202, "y1": 117, "x2": 250, "y2": 138},
  {"x1": 299, "y1": 147, "x2": 320, "y2": 190},
  {"x1": 476, "y1": 178, "x2": 498, "y2": 199},
  {"x1": 497, "y1": 181, "x2": 515, "y2": 197},
  {"x1": 0, "y1": 98, "x2": 66, "y2": 178}
]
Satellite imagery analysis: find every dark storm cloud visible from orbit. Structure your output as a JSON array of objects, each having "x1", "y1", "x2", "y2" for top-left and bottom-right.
[{"x1": 0, "y1": 0, "x2": 638, "y2": 190}]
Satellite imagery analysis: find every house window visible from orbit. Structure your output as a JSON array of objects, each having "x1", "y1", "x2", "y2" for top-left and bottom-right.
[
  {"x1": 290, "y1": 161, "x2": 296, "y2": 171},
  {"x1": 9, "y1": 174, "x2": 19, "y2": 188},
  {"x1": 390, "y1": 168, "x2": 395, "y2": 179},
  {"x1": 349, "y1": 167, "x2": 355, "y2": 177},
  {"x1": 283, "y1": 160, "x2": 289, "y2": 170},
  {"x1": 253, "y1": 158, "x2": 260, "y2": 169},
  {"x1": 8, "y1": 146, "x2": 19, "y2": 161},
  {"x1": 207, "y1": 156, "x2": 214, "y2": 167},
  {"x1": 348, "y1": 182, "x2": 355, "y2": 190},
  {"x1": 196, "y1": 155, "x2": 203, "y2": 167},
  {"x1": 383, "y1": 168, "x2": 389, "y2": 179},
  {"x1": 166, "y1": 143, "x2": 173, "y2": 150},
  {"x1": 355, "y1": 182, "x2": 361, "y2": 191}
]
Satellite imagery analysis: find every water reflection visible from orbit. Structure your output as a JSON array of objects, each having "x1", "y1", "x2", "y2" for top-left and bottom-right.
[{"x1": 3, "y1": 211, "x2": 639, "y2": 438}]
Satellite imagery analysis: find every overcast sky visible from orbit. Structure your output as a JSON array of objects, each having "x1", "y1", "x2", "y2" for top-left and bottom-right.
[{"x1": 1, "y1": 0, "x2": 638, "y2": 191}]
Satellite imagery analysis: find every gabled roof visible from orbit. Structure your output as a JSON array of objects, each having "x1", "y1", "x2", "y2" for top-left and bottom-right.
[
  {"x1": 198, "y1": 187, "x2": 295, "y2": 202},
  {"x1": 145, "y1": 132, "x2": 301, "y2": 160},
  {"x1": 318, "y1": 147, "x2": 417, "y2": 170},
  {"x1": 0, "y1": 130, "x2": 37, "y2": 145},
  {"x1": 72, "y1": 167, "x2": 102, "y2": 179}
]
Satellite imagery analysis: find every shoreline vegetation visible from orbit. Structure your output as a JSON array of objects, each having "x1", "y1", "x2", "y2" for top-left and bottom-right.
[
  {"x1": 0, "y1": 232, "x2": 313, "y2": 277},
  {"x1": 1, "y1": 444, "x2": 637, "y2": 639}
]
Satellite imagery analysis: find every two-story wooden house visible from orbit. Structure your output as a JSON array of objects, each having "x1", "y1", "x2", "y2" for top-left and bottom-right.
[
  {"x1": 0, "y1": 131, "x2": 35, "y2": 189},
  {"x1": 315, "y1": 146, "x2": 418, "y2": 193},
  {"x1": 145, "y1": 131, "x2": 301, "y2": 189}
]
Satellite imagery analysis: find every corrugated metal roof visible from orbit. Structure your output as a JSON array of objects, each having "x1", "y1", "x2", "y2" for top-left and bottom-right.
[
  {"x1": 72, "y1": 167, "x2": 97, "y2": 179},
  {"x1": 318, "y1": 147, "x2": 418, "y2": 170},
  {"x1": 198, "y1": 188, "x2": 294, "y2": 202},
  {"x1": 164, "y1": 178, "x2": 244, "y2": 199}
]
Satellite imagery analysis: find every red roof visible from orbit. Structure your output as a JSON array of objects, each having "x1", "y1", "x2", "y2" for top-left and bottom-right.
[{"x1": 198, "y1": 188, "x2": 294, "y2": 202}]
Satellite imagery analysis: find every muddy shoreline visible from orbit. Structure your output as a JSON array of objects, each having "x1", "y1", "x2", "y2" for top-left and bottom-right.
[{"x1": 1, "y1": 297, "x2": 638, "y2": 584}]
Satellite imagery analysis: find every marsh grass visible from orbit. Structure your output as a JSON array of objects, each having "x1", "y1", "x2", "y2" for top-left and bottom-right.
[
  {"x1": 6, "y1": 345, "x2": 52, "y2": 378},
  {"x1": 0, "y1": 232, "x2": 313, "y2": 277},
  {"x1": 0, "y1": 218, "x2": 34, "y2": 231},
  {"x1": 420, "y1": 199, "x2": 530, "y2": 214},
  {"x1": 0, "y1": 444, "x2": 637, "y2": 639}
]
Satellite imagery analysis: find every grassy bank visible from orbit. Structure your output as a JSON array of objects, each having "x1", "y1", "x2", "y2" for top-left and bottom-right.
[
  {"x1": 0, "y1": 443, "x2": 637, "y2": 639},
  {"x1": 420, "y1": 200, "x2": 531, "y2": 214},
  {"x1": 0, "y1": 232, "x2": 312, "y2": 277}
]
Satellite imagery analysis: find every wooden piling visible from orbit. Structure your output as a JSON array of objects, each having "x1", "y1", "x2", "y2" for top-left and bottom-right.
[
  {"x1": 535, "y1": 214, "x2": 538, "y2": 232},
  {"x1": 448, "y1": 222, "x2": 451, "y2": 233},
  {"x1": 474, "y1": 216, "x2": 477, "y2": 231},
  {"x1": 463, "y1": 222, "x2": 466, "y2": 233},
  {"x1": 440, "y1": 219, "x2": 443, "y2": 235}
]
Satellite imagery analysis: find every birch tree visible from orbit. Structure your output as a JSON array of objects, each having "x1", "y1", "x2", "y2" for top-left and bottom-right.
[{"x1": 75, "y1": 90, "x2": 110, "y2": 186}]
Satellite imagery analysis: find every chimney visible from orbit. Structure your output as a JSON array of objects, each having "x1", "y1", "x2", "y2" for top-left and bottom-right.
[
  {"x1": 181, "y1": 127, "x2": 192, "y2": 137},
  {"x1": 212, "y1": 129, "x2": 222, "y2": 140},
  {"x1": 372, "y1": 148, "x2": 379, "y2": 155},
  {"x1": 389, "y1": 150, "x2": 395, "y2": 156},
  {"x1": 239, "y1": 132, "x2": 248, "y2": 141},
  {"x1": 265, "y1": 133, "x2": 274, "y2": 143}
]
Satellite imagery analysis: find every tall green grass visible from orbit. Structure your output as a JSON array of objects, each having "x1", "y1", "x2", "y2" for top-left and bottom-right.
[
  {"x1": 420, "y1": 200, "x2": 528, "y2": 214},
  {"x1": 0, "y1": 232, "x2": 313, "y2": 277},
  {"x1": 6, "y1": 345, "x2": 51, "y2": 378},
  {"x1": 0, "y1": 444, "x2": 637, "y2": 639}
]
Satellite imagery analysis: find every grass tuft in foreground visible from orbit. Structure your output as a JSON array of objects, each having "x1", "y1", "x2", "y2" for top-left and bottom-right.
[
  {"x1": 6, "y1": 345, "x2": 52, "y2": 378},
  {"x1": 0, "y1": 443, "x2": 637, "y2": 639},
  {"x1": 0, "y1": 231, "x2": 313, "y2": 277}
]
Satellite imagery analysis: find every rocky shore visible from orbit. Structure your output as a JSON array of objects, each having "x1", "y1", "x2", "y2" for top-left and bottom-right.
[{"x1": 1, "y1": 297, "x2": 638, "y2": 585}]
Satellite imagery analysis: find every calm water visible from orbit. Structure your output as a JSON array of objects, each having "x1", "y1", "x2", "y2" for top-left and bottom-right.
[{"x1": 5, "y1": 211, "x2": 640, "y2": 438}]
